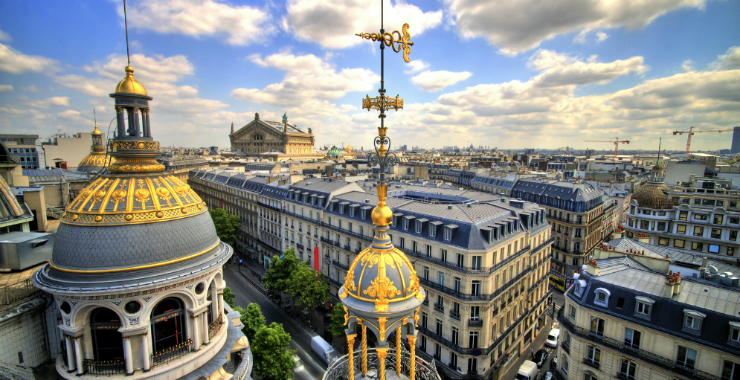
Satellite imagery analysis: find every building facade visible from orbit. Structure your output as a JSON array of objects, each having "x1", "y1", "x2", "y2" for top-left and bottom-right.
[
  {"x1": 511, "y1": 179, "x2": 611, "y2": 280},
  {"x1": 625, "y1": 167, "x2": 740, "y2": 264},
  {"x1": 229, "y1": 113, "x2": 318, "y2": 159},
  {"x1": 554, "y1": 255, "x2": 740, "y2": 380},
  {"x1": 190, "y1": 168, "x2": 555, "y2": 379}
]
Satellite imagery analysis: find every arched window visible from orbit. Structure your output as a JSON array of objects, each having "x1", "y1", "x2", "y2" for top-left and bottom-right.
[
  {"x1": 90, "y1": 308, "x2": 124, "y2": 361},
  {"x1": 207, "y1": 282, "x2": 214, "y2": 325},
  {"x1": 151, "y1": 297, "x2": 187, "y2": 353}
]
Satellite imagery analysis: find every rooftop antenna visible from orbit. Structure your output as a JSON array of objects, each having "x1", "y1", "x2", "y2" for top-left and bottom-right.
[
  {"x1": 123, "y1": 0, "x2": 130, "y2": 65},
  {"x1": 93, "y1": 109, "x2": 97, "y2": 126},
  {"x1": 657, "y1": 138, "x2": 662, "y2": 165}
]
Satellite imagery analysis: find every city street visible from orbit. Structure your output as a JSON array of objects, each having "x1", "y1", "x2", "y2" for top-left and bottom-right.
[{"x1": 224, "y1": 264, "x2": 326, "y2": 380}]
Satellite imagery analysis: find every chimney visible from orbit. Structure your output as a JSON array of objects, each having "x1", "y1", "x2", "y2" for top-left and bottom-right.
[
  {"x1": 700, "y1": 256, "x2": 708, "y2": 278},
  {"x1": 231, "y1": 122, "x2": 234, "y2": 134},
  {"x1": 586, "y1": 259, "x2": 599, "y2": 276}
]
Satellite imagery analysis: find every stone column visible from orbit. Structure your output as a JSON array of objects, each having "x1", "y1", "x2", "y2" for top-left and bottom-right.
[
  {"x1": 202, "y1": 310, "x2": 210, "y2": 345},
  {"x1": 115, "y1": 106, "x2": 125, "y2": 138},
  {"x1": 123, "y1": 336, "x2": 134, "y2": 375},
  {"x1": 65, "y1": 335, "x2": 76, "y2": 372},
  {"x1": 192, "y1": 313, "x2": 202, "y2": 351},
  {"x1": 141, "y1": 333, "x2": 151, "y2": 372},
  {"x1": 73, "y1": 336, "x2": 84, "y2": 376},
  {"x1": 132, "y1": 108, "x2": 141, "y2": 137},
  {"x1": 143, "y1": 109, "x2": 151, "y2": 137}
]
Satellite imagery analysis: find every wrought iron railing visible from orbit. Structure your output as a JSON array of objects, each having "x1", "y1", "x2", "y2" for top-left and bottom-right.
[
  {"x1": 433, "y1": 303, "x2": 445, "y2": 313},
  {"x1": 83, "y1": 359, "x2": 126, "y2": 376},
  {"x1": 332, "y1": 260, "x2": 350, "y2": 271},
  {"x1": 1, "y1": 279, "x2": 41, "y2": 306},
  {"x1": 419, "y1": 265, "x2": 532, "y2": 302},
  {"x1": 322, "y1": 347, "x2": 440, "y2": 380},
  {"x1": 151, "y1": 339, "x2": 193, "y2": 367},
  {"x1": 468, "y1": 318, "x2": 482, "y2": 328},
  {"x1": 530, "y1": 237, "x2": 555, "y2": 255},
  {"x1": 583, "y1": 357, "x2": 600, "y2": 369},
  {"x1": 208, "y1": 314, "x2": 223, "y2": 341},
  {"x1": 556, "y1": 307, "x2": 720, "y2": 380},
  {"x1": 449, "y1": 310, "x2": 460, "y2": 321}
]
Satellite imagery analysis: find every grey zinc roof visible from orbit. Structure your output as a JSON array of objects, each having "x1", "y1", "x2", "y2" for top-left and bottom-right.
[
  {"x1": 51, "y1": 211, "x2": 220, "y2": 271},
  {"x1": 605, "y1": 238, "x2": 738, "y2": 274},
  {"x1": 572, "y1": 256, "x2": 740, "y2": 357}
]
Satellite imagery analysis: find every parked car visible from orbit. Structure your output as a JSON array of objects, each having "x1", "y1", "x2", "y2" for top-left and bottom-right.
[
  {"x1": 541, "y1": 372, "x2": 553, "y2": 380},
  {"x1": 515, "y1": 360, "x2": 538, "y2": 380},
  {"x1": 550, "y1": 357, "x2": 558, "y2": 371},
  {"x1": 533, "y1": 349, "x2": 549, "y2": 368},
  {"x1": 545, "y1": 328, "x2": 560, "y2": 348}
]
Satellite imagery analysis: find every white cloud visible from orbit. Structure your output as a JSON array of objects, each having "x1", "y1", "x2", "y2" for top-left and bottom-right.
[
  {"x1": 682, "y1": 59, "x2": 695, "y2": 72},
  {"x1": 124, "y1": 0, "x2": 275, "y2": 46},
  {"x1": 443, "y1": 0, "x2": 707, "y2": 55},
  {"x1": 0, "y1": 42, "x2": 57, "y2": 74},
  {"x1": 411, "y1": 70, "x2": 472, "y2": 92},
  {"x1": 711, "y1": 46, "x2": 740, "y2": 70},
  {"x1": 0, "y1": 84, "x2": 12, "y2": 92},
  {"x1": 345, "y1": 50, "x2": 740, "y2": 150},
  {"x1": 57, "y1": 110, "x2": 81, "y2": 119},
  {"x1": 528, "y1": 50, "x2": 647, "y2": 87},
  {"x1": 28, "y1": 96, "x2": 69, "y2": 108},
  {"x1": 20, "y1": 85, "x2": 41, "y2": 92},
  {"x1": 285, "y1": 0, "x2": 442, "y2": 49},
  {"x1": 0, "y1": 27, "x2": 10, "y2": 42},
  {"x1": 596, "y1": 32, "x2": 608, "y2": 42},
  {"x1": 405, "y1": 60, "x2": 429, "y2": 74},
  {"x1": 231, "y1": 52, "x2": 378, "y2": 107}
]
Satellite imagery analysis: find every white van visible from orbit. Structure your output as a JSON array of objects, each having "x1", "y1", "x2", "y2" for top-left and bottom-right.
[
  {"x1": 311, "y1": 336, "x2": 338, "y2": 365},
  {"x1": 545, "y1": 328, "x2": 560, "y2": 348},
  {"x1": 515, "y1": 360, "x2": 539, "y2": 380}
]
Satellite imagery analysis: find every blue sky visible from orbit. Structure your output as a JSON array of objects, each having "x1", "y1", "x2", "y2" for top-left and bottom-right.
[{"x1": 0, "y1": 0, "x2": 738, "y2": 151}]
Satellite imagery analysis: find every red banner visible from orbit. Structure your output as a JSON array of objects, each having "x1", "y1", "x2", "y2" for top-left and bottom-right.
[{"x1": 314, "y1": 246, "x2": 319, "y2": 272}]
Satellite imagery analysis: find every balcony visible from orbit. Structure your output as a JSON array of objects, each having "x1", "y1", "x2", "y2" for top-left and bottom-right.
[
  {"x1": 582, "y1": 358, "x2": 600, "y2": 370},
  {"x1": 560, "y1": 341, "x2": 570, "y2": 354},
  {"x1": 530, "y1": 237, "x2": 555, "y2": 256},
  {"x1": 320, "y1": 222, "x2": 373, "y2": 243},
  {"x1": 332, "y1": 260, "x2": 349, "y2": 271},
  {"x1": 83, "y1": 359, "x2": 126, "y2": 376},
  {"x1": 323, "y1": 347, "x2": 441, "y2": 380},
  {"x1": 468, "y1": 318, "x2": 483, "y2": 328},
  {"x1": 400, "y1": 245, "x2": 531, "y2": 275},
  {"x1": 555, "y1": 307, "x2": 720, "y2": 380},
  {"x1": 418, "y1": 265, "x2": 532, "y2": 302},
  {"x1": 449, "y1": 310, "x2": 460, "y2": 321},
  {"x1": 433, "y1": 303, "x2": 445, "y2": 313},
  {"x1": 616, "y1": 372, "x2": 636, "y2": 380}
]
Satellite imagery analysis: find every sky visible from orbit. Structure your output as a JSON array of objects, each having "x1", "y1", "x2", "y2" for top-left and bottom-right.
[{"x1": 0, "y1": 0, "x2": 738, "y2": 152}]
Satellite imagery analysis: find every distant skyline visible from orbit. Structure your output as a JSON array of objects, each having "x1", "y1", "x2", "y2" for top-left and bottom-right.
[{"x1": 0, "y1": 0, "x2": 738, "y2": 151}]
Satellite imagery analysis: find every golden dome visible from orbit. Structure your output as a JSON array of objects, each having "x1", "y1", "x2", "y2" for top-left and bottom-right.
[
  {"x1": 114, "y1": 65, "x2": 147, "y2": 95},
  {"x1": 345, "y1": 145, "x2": 351, "y2": 153},
  {"x1": 339, "y1": 246, "x2": 424, "y2": 312},
  {"x1": 62, "y1": 174, "x2": 205, "y2": 226},
  {"x1": 371, "y1": 201, "x2": 393, "y2": 226},
  {"x1": 632, "y1": 183, "x2": 674, "y2": 209},
  {"x1": 92, "y1": 125, "x2": 102, "y2": 135}
]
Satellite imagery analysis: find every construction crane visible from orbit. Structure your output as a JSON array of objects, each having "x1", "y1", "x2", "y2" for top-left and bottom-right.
[
  {"x1": 672, "y1": 126, "x2": 735, "y2": 153},
  {"x1": 584, "y1": 137, "x2": 630, "y2": 157}
]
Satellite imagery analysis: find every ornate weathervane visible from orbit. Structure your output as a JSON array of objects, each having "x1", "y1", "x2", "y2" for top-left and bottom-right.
[{"x1": 355, "y1": 0, "x2": 414, "y2": 208}]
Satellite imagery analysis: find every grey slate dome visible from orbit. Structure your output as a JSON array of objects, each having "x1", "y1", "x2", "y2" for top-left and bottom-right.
[{"x1": 51, "y1": 211, "x2": 219, "y2": 271}]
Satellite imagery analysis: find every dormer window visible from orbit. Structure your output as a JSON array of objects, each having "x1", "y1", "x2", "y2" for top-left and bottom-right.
[
  {"x1": 361, "y1": 209, "x2": 367, "y2": 220},
  {"x1": 403, "y1": 218, "x2": 409, "y2": 230},
  {"x1": 683, "y1": 310, "x2": 705, "y2": 334},
  {"x1": 729, "y1": 322, "x2": 740, "y2": 346},
  {"x1": 349, "y1": 206, "x2": 355, "y2": 217},
  {"x1": 339, "y1": 205, "x2": 345, "y2": 214},
  {"x1": 574, "y1": 280, "x2": 586, "y2": 297},
  {"x1": 634, "y1": 296, "x2": 654, "y2": 319},
  {"x1": 415, "y1": 220, "x2": 423, "y2": 234},
  {"x1": 594, "y1": 288, "x2": 610, "y2": 307},
  {"x1": 429, "y1": 225, "x2": 436, "y2": 238}
]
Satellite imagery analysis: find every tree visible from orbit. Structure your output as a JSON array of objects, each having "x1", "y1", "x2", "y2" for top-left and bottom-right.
[
  {"x1": 251, "y1": 322, "x2": 296, "y2": 380},
  {"x1": 288, "y1": 264, "x2": 329, "y2": 313},
  {"x1": 262, "y1": 248, "x2": 302, "y2": 295},
  {"x1": 238, "y1": 303, "x2": 266, "y2": 342},
  {"x1": 209, "y1": 208, "x2": 240, "y2": 247},
  {"x1": 223, "y1": 287, "x2": 236, "y2": 308},
  {"x1": 328, "y1": 303, "x2": 347, "y2": 337}
]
